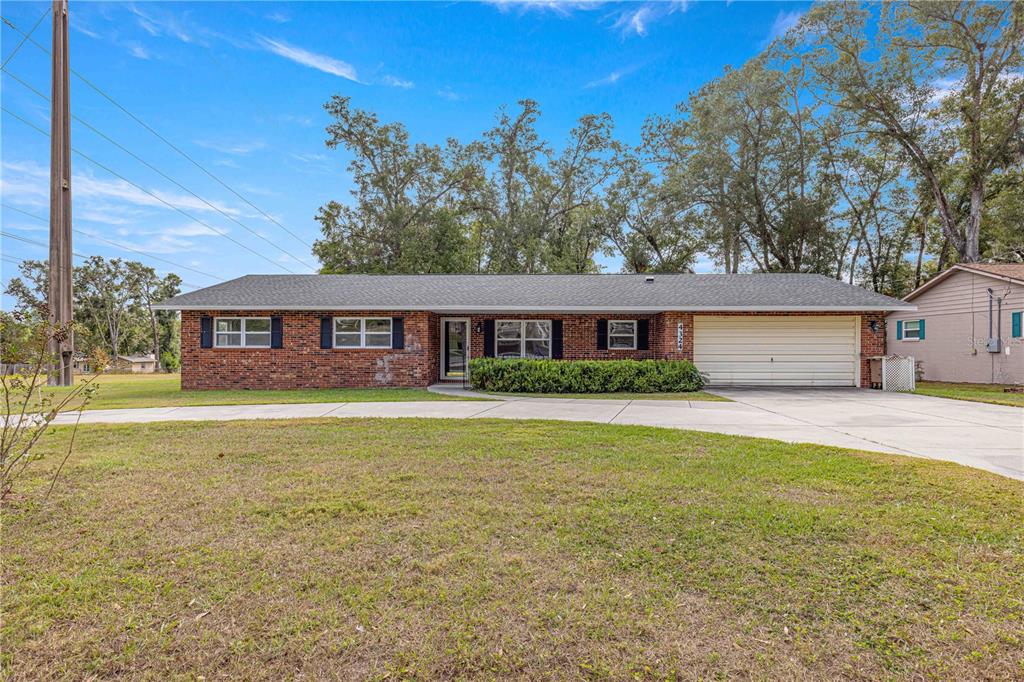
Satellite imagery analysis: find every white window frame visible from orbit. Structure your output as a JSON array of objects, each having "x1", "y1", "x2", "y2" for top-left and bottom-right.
[
  {"x1": 214, "y1": 316, "x2": 272, "y2": 348},
  {"x1": 608, "y1": 319, "x2": 638, "y2": 350},
  {"x1": 495, "y1": 319, "x2": 552, "y2": 359},
  {"x1": 903, "y1": 319, "x2": 921, "y2": 341},
  {"x1": 333, "y1": 317, "x2": 393, "y2": 349}
]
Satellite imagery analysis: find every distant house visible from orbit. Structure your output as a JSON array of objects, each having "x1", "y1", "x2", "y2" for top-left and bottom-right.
[
  {"x1": 888, "y1": 263, "x2": 1023, "y2": 385},
  {"x1": 72, "y1": 352, "x2": 93, "y2": 374},
  {"x1": 113, "y1": 354, "x2": 158, "y2": 374},
  {"x1": 153, "y1": 273, "x2": 913, "y2": 390}
]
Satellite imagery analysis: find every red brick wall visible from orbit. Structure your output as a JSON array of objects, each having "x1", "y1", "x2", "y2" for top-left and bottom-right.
[
  {"x1": 180, "y1": 310, "x2": 439, "y2": 390},
  {"x1": 466, "y1": 314, "x2": 658, "y2": 361},
  {"x1": 180, "y1": 309, "x2": 885, "y2": 389}
]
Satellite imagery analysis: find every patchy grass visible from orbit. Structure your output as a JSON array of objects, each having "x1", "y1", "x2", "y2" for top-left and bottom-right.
[
  {"x1": 916, "y1": 380, "x2": 1024, "y2": 408},
  {"x1": 487, "y1": 390, "x2": 729, "y2": 401},
  {"x1": 3, "y1": 419, "x2": 1022, "y2": 680},
  {"x1": 5, "y1": 373, "x2": 479, "y2": 413}
]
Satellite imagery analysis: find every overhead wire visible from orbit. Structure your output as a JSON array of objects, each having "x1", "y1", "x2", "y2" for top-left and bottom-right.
[
  {"x1": 1, "y1": 70, "x2": 315, "y2": 269},
  {"x1": 1, "y1": 203, "x2": 223, "y2": 281},
  {"x1": 3, "y1": 105, "x2": 297, "y2": 274},
  {"x1": 0, "y1": 13, "x2": 316, "y2": 253}
]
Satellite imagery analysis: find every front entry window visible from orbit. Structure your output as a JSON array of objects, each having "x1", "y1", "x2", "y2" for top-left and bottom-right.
[{"x1": 496, "y1": 320, "x2": 552, "y2": 359}]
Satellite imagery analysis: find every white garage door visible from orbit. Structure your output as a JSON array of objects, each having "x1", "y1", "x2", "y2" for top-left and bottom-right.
[{"x1": 693, "y1": 316, "x2": 859, "y2": 387}]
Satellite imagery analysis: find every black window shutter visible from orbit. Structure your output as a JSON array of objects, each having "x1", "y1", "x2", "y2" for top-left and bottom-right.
[
  {"x1": 200, "y1": 316, "x2": 213, "y2": 348},
  {"x1": 392, "y1": 317, "x2": 404, "y2": 349},
  {"x1": 637, "y1": 319, "x2": 649, "y2": 351},
  {"x1": 271, "y1": 317, "x2": 283, "y2": 349},
  {"x1": 596, "y1": 319, "x2": 608, "y2": 350},
  {"x1": 551, "y1": 319, "x2": 564, "y2": 359},
  {"x1": 320, "y1": 317, "x2": 332, "y2": 349},
  {"x1": 483, "y1": 319, "x2": 495, "y2": 358}
]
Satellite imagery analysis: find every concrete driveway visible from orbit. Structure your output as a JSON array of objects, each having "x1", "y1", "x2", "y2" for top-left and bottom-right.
[
  {"x1": 44, "y1": 388, "x2": 1022, "y2": 480},
  {"x1": 687, "y1": 388, "x2": 1023, "y2": 480}
]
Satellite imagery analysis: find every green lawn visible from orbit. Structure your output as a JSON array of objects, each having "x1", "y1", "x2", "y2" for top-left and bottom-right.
[
  {"x1": 915, "y1": 380, "x2": 1024, "y2": 408},
  {"x1": 4, "y1": 373, "x2": 478, "y2": 412},
  {"x1": 487, "y1": 390, "x2": 728, "y2": 401},
  {"x1": 3, "y1": 419, "x2": 1021, "y2": 679}
]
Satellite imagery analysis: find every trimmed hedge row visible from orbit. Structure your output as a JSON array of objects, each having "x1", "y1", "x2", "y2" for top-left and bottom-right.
[{"x1": 468, "y1": 358, "x2": 705, "y2": 394}]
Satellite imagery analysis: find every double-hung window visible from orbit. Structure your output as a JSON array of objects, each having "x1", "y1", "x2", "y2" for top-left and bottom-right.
[
  {"x1": 903, "y1": 319, "x2": 922, "y2": 340},
  {"x1": 608, "y1": 320, "x2": 637, "y2": 349},
  {"x1": 215, "y1": 317, "x2": 271, "y2": 348},
  {"x1": 334, "y1": 317, "x2": 392, "y2": 348},
  {"x1": 496, "y1": 320, "x2": 551, "y2": 358}
]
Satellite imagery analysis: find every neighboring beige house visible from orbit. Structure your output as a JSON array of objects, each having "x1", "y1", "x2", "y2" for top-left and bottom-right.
[
  {"x1": 888, "y1": 263, "x2": 1023, "y2": 385},
  {"x1": 113, "y1": 354, "x2": 158, "y2": 373}
]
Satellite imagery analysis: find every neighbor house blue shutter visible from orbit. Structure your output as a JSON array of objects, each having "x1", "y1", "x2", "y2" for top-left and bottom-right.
[
  {"x1": 918, "y1": 319, "x2": 925, "y2": 340},
  {"x1": 391, "y1": 317, "x2": 404, "y2": 349},
  {"x1": 271, "y1": 317, "x2": 283, "y2": 349},
  {"x1": 596, "y1": 319, "x2": 608, "y2": 350},
  {"x1": 636, "y1": 319, "x2": 649, "y2": 351},
  {"x1": 320, "y1": 317, "x2": 332, "y2": 349},
  {"x1": 896, "y1": 320, "x2": 903, "y2": 340},
  {"x1": 551, "y1": 320, "x2": 564, "y2": 359},
  {"x1": 200, "y1": 316, "x2": 213, "y2": 348},
  {"x1": 1012, "y1": 312, "x2": 1022, "y2": 338},
  {"x1": 483, "y1": 320, "x2": 495, "y2": 358}
]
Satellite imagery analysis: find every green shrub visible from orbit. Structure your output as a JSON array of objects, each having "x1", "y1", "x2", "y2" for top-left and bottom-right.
[{"x1": 469, "y1": 358, "x2": 705, "y2": 394}]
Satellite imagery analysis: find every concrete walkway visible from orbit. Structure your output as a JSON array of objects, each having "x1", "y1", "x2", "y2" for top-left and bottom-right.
[{"x1": 45, "y1": 389, "x2": 1022, "y2": 480}]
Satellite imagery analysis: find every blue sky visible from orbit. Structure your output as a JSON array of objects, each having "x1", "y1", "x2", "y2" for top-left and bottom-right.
[{"x1": 1, "y1": 0, "x2": 809, "y2": 305}]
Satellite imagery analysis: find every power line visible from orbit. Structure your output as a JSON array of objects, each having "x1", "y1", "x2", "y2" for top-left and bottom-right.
[
  {"x1": 1, "y1": 203, "x2": 223, "y2": 281},
  {"x1": 0, "y1": 7, "x2": 49, "y2": 70},
  {"x1": 3, "y1": 105, "x2": 298, "y2": 274},
  {"x1": 0, "y1": 230, "x2": 202, "y2": 291},
  {"x1": 0, "y1": 13, "x2": 315, "y2": 252},
  {"x1": 1, "y1": 70, "x2": 316, "y2": 271}
]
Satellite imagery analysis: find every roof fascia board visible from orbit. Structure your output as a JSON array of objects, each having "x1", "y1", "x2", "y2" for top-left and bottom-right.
[
  {"x1": 152, "y1": 304, "x2": 917, "y2": 312},
  {"x1": 903, "y1": 264, "x2": 1022, "y2": 301}
]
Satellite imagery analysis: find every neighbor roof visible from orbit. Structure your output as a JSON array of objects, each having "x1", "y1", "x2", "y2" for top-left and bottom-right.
[
  {"x1": 903, "y1": 263, "x2": 1024, "y2": 302},
  {"x1": 154, "y1": 273, "x2": 913, "y2": 312}
]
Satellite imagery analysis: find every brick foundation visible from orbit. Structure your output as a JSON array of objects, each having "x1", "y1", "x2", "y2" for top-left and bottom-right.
[{"x1": 180, "y1": 309, "x2": 886, "y2": 389}]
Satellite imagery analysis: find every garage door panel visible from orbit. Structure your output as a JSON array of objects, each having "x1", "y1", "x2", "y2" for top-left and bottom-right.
[{"x1": 694, "y1": 316, "x2": 858, "y2": 387}]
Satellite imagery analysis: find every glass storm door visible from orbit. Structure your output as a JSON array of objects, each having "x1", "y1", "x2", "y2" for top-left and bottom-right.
[{"x1": 444, "y1": 320, "x2": 468, "y2": 378}]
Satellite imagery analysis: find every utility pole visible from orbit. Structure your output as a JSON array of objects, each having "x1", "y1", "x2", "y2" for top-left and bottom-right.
[{"x1": 48, "y1": 0, "x2": 73, "y2": 386}]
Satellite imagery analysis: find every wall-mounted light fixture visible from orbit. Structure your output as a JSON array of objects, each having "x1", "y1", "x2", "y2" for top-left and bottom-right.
[
  {"x1": 474, "y1": 321, "x2": 483, "y2": 334},
  {"x1": 869, "y1": 320, "x2": 880, "y2": 334}
]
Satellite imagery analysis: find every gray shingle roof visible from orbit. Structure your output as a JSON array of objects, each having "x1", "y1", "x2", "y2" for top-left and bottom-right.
[{"x1": 153, "y1": 273, "x2": 914, "y2": 312}]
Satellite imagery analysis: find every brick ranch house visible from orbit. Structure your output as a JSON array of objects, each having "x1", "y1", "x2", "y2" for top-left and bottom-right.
[{"x1": 153, "y1": 273, "x2": 914, "y2": 390}]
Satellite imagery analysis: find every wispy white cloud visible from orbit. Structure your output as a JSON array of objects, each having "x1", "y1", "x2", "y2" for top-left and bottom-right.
[
  {"x1": 382, "y1": 74, "x2": 415, "y2": 89},
  {"x1": 584, "y1": 64, "x2": 640, "y2": 88},
  {"x1": 256, "y1": 35, "x2": 360, "y2": 81},
  {"x1": 194, "y1": 139, "x2": 267, "y2": 156},
  {"x1": 126, "y1": 42, "x2": 151, "y2": 60},
  {"x1": 436, "y1": 86, "x2": 465, "y2": 101},
  {"x1": 129, "y1": 3, "x2": 199, "y2": 44},
  {"x1": 485, "y1": 0, "x2": 599, "y2": 17},
  {"x1": 765, "y1": 9, "x2": 804, "y2": 44},
  {"x1": 265, "y1": 11, "x2": 291, "y2": 24},
  {"x1": 613, "y1": 1, "x2": 688, "y2": 37}
]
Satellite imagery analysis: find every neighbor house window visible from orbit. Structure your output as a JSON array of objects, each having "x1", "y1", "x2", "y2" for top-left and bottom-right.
[
  {"x1": 334, "y1": 317, "x2": 392, "y2": 348},
  {"x1": 608, "y1": 320, "x2": 637, "y2": 350},
  {"x1": 496, "y1": 320, "x2": 551, "y2": 359},
  {"x1": 215, "y1": 317, "x2": 271, "y2": 348},
  {"x1": 903, "y1": 319, "x2": 921, "y2": 340}
]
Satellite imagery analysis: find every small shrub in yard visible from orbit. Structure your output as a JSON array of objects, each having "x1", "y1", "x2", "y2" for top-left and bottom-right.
[
  {"x1": 1, "y1": 308, "x2": 103, "y2": 501},
  {"x1": 469, "y1": 358, "x2": 705, "y2": 394}
]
